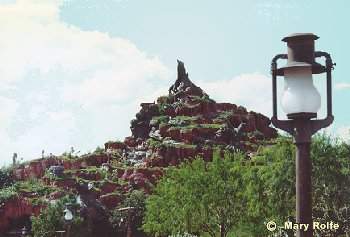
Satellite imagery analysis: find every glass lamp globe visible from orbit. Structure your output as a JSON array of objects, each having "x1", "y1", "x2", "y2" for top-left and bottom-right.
[
  {"x1": 88, "y1": 182, "x2": 94, "y2": 190},
  {"x1": 64, "y1": 208, "x2": 73, "y2": 221},
  {"x1": 21, "y1": 226, "x2": 27, "y2": 235},
  {"x1": 281, "y1": 66, "x2": 321, "y2": 115}
]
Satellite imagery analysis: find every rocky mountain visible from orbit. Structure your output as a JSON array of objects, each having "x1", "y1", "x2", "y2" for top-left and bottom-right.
[{"x1": 0, "y1": 60, "x2": 277, "y2": 234}]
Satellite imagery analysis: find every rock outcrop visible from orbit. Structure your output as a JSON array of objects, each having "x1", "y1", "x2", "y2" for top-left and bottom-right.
[
  {"x1": 126, "y1": 60, "x2": 277, "y2": 167},
  {"x1": 0, "y1": 198, "x2": 44, "y2": 232}
]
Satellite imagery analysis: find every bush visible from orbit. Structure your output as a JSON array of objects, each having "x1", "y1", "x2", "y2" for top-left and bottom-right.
[
  {"x1": 146, "y1": 138, "x2": 163, "y2": 149},
  {"x1": 150, "y1": 115, "x2": 169, "y2": 126},
  {"x1": 157, "y1": 95, "x2": 170, "y2": 104},
  {"x1": 0, "y1": 179, "x2": 59, "y2": 204},
  {"x1": 0, "y1": 185, "x2": 18, "y2": 203},
  {"x1": 17, "y1": 179, "x2": 57, "y2": 196},
  {"x1": 94, "y1": 146, "x2": 105, "y2": 154},
  {"x1": 0, "y1": 167, "x2": 14, "y2": 188}
]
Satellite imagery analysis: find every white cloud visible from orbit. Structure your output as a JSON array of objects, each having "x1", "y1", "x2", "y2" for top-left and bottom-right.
[
  {"x1": 336, "y1": 126, "x2": 350, "y2": 143},
  {"x1": 0, "y1": 0, "x2": 171, "y2": 165},
  {"x1": 335, "y1": 83, "x2": 350, "y2": 90},
  {"x1": 199, "y1": 73, "x2": 275, "y2": 116},
  {"x1": 0, "y1": 97, "x2": 18, "y2": 126},
  {"x1": 0, "y1": 1, "x2": 313, "y2": 166}
]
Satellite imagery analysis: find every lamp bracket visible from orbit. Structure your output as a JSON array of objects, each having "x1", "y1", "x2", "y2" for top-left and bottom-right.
[
  {"x1": 271, "y1": 115, "x2": 334, "y2": 143},
  {"x1": 270, "y1": 51, "x2": 334, "y2": 141}
]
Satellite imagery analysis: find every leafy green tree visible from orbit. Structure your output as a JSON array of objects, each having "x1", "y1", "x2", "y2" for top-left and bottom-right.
[
  {"x1": 243, "y1": 137, "x2": 296, "y2": 236},
  {"x1": 311, "y1": 135, "x2": 350, "y2": 236},
  {"x1": 244, "y1": 134, "x2": 350, "y2": 236},
  {"x1": 143, "y1": 151, "x2": 247, "y2": 237}
]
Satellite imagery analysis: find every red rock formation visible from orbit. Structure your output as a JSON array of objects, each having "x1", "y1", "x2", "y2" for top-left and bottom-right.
[
  {"x1": 0, "y1": 198, "x2": 44, "y2": 233},
  {"x1": 13, "y1": 154, "x2": 110, "y2": 182},
  {"x1": 48, "y1": 191, "x2": 65, "y2": 200},
  {"x1": 124, "y1": 136, "x2": 137, "y2": 147},
  {"x1": 76, "y1": 170, "x2": 101, "y2": 181},
  {"x1": 174, "y1": 101, "x2": 216, "y2": 117},
  {"x1": 51, "y1": 178, "x2": 77, "y2": 190},
  {"x1": 100, "y1": 182, "x2": 119, "y2": 195},
  {"x1": 99, "y1": 194, "x2": 122, "y2": 209},
  {"x1": 164, "y1": 106, "x2": 176, "y2": 117},
  {"x1": 216, "y1": 103, "x2": 238, "y2": 112},
  {"x1": 104, "y1": 141, "x2": 126, "y2": 150},
  {"x1": 158, "y1": 123, "x2": 170, "y2": 136},
  {"x1": 180, "y1": 129, "x2": 194, "y2": 143},
  {"x1": 13, "y1": 158, "x2": 61, "y2": 180}
]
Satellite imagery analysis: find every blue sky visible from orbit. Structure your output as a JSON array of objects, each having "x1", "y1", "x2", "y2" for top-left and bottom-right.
[{"x1": 0, "y1": 0, "x2": 349, "y2": 165}]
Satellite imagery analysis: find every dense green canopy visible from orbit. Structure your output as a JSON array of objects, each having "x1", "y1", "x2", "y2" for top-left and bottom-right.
[
  {"x1": 143, "y1": 150, "x2": 246, "y2": 237},
  {"x1": 143, "y1": 135, "x2": 350, "y2": 237}
]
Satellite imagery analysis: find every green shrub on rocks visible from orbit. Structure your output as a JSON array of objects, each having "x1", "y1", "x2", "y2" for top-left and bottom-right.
[
  {"x1": 0, "y1": 185, "x2": 18, "y2": 203},
  {"x1": 0, "y1": 179, "x2": 57, "y2": 204},
  {"x1": 147, "y1": 138, "x2": 163, "y2": 149}
]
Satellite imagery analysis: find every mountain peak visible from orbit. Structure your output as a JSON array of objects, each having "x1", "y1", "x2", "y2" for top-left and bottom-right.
[
  {"x1": 168, "y1": 60, "x2": 205, "y2": 98},
  {"x1": 176, "y1": 59, "x2": 188, "y2": 80}
]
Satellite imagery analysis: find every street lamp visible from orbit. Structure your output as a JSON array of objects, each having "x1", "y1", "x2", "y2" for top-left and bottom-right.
[
  {"x1": 21, "y1": 226, "x2": 29, "y2": 237},
  {"x1": 271, "y1": 33, "x2": 335, "y2": 237},
  {"x1": 64, "y1": 205, "x2": 73, "y2": 237}
]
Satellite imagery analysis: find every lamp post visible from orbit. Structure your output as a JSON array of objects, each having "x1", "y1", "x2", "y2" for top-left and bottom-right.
[
  {"x1": 64, "y1": 205, "x2": 73, "y2": 237},
  {"x1": 271, "y1": 33, "x2": 335, "y2": 237},
  {"x1": 21, "y1": 226, "x2": 29, "y2": 237}
]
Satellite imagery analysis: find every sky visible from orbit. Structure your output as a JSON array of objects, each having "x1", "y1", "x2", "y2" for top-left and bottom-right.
[{"x1": 0, "y1": 0, "x2": 349, "y2": 165}]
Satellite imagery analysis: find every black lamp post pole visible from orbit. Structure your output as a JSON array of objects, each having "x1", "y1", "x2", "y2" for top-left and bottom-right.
[
  {"x1": 66, "y1": 224, "x2": 71, "y2": 237},
  {"x1": 271, "y1": 33, "x2": 335, "y2": 237},
  {"x1": 293, "y1": 114, "x2": 314, "y2": 237},
  {"x1": 296, "y1": 139, "x2": 312, "y2": 234}
]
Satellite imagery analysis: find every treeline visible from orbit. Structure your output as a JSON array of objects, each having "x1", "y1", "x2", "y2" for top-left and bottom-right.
[{"x1": 143, "y1": 135, "x2": 350, "y2": 237}]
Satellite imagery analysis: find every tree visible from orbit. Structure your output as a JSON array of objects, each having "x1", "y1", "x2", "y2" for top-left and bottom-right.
[
  {"x1": 0, "y1": 167, "x2": 14, "y2": 189},
  {"x1": 244, "y1": 134, "x2": 350, "y2": 236},
  {"x1": 143, "y1": 151, "x2": 247, "y2": 237},
  {"x1": 110, "y1": 190, "x2": 147, "y2": 236},
  {"x1": 243, "y1": 137, "x2": 296, "y2": 236},
  {"x1": 311, "y1": 135, "x2": 350, "y2": 236}
]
